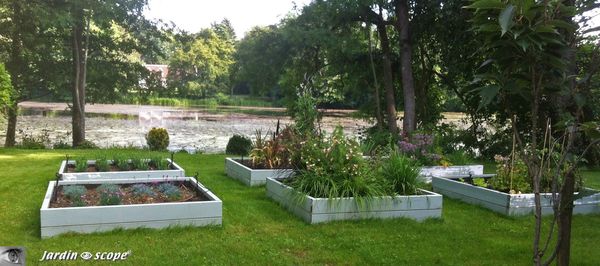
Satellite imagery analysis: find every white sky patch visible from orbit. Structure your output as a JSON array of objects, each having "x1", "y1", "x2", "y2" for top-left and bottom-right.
[{"x1": 144, "y1": 0, "x2": 313, "y2": 38}]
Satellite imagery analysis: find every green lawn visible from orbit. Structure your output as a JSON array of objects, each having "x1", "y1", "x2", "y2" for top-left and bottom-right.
[{"x1": 0, "y1": 149, "x2": 599, "y2": 265}]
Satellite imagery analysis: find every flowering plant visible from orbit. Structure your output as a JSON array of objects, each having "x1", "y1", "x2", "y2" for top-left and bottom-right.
[{"x1": 397, "y1": 133, "x2": 443, "y2": 166}]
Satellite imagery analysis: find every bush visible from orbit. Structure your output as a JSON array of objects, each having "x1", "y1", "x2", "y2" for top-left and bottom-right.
[
  {"x1": 63, "y1": 185, "x2": 87, "y2": 207},
  {"x1": 75, "y1": 140, "x2": 98, "y2": 149},
  {"x1": 146, "y1": 127, "x2": 169, "y2": 151},
  {"x1": 225, "y1": 135, "x2": 252, "y2": 156},
  {"x1": 97, "y1": 184, "x2": 122, "y2": 205},
  {"x1": 488, "y1": 155, "x2": 531, "y2": 194},
  {"x1": 249, "y1": 126, "x2": 298, "y2": 169},
  {"x1": 52, "y1": 141, "x2": 71, "y2": 149},
  {"x1": 17, "y1": 130, "x2": 49, "y2": 149},
  {"x1": 288, "y1": 127, "x2": 383, "y2": 199}
]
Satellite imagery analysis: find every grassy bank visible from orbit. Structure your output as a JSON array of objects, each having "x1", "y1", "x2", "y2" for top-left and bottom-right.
[{"x1": 0, "y1": 149, "x2": 598, "y2": 265}]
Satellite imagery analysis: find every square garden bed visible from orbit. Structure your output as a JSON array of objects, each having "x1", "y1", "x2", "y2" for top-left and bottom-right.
[
  {"x1": 265, "y1": 177, "x2": 442, "y2": 224},
  {"x1": 432, "y1": 176, "x2": 600, "y2": 216},
  {"x1": 40, "y1": 177, "x2": 222, "y2": 238},
  {"x1": 58, "y1": 158, "x2": 185, "y2": 180},
  {"x1": 419, "y1": 165, "x2": 485, "y2": 183},
  {"x1": 225, "y1": 158, "x2": 293, "y2": 186}
]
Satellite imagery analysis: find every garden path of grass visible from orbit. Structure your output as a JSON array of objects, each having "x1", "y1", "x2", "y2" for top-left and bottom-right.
[{"x1": 0, "y1": 149, "x2": 598, "y2": 265}]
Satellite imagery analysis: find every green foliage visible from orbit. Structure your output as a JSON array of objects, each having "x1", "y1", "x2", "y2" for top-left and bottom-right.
[
  {"x1": 167, "y1": 28, "x2": 235, "y2": 98},
  {"x1": 225, "y1": 135, "x2": 252, "y2": 156},
  {"x1": 146, "y1": 127, "x2": 170, "y2": 151},
  {"x1": 289, "y1": 127, "x2": 383, "y2": 199},
  {"x1": 16, "y1": 129, "x2": 50, "y2": 149},
  {"x1": 112, "y1": 156, "x2": 131, "y2": 171},
  {"x1": 131, "y1": 184, "x2": 156, "y2": 198},
  {"x1": 97, "y1": 184, "x2": 122, "y2": 206},
  {"x1": 62, "y1": 185, "x2": 87, "y2": 207},
  {"x1": 445, "y1": 150, "x2": 475, "y2": 166},
  {"x1": 74, "y1": 140, "x2": 98, "y2": 149},
  {"x1": 75, "y1": 158, "x2": 89, "y2": 172},
  {"x1": 358, "y1": 127, "x2": 396, "y2": 156},
  {"x1": 290, "y1": 79, "x2": 320, "y2": 136},
  {"x1": 94, "y1": 157, "x2": 109, "y2": 172},
  {"x1": 157, "y1": 183, "x2": 182, "y2": 201},
  {"x1": 131, "y1": 158, "x2": 149, "y2": 171},
  {"x1": 0, "y1": 63, "x2": 12, "y2": 115},
  {"x1": 488, "y1": 155, "x2": 531, "y2": 194},
  {"x1": 150, "y1": 157, "x2": 168, "y2": 170},
  {"x1": 378, "y1": 152, "x2": 422, "y2": 196}
]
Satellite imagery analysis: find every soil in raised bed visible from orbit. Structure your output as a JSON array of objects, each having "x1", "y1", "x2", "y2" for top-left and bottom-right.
[
  {"x1": 50, "y1": 181, "x2": 209, "y2": 208},
  {"x1": 235, "y1": 159, "x2": 293, "y2": 170}
]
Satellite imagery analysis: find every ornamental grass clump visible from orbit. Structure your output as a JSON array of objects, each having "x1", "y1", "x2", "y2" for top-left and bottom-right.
[
  {"x1": 378, "y1": 151, "x2": 422, "y2": 196},
  {"x1": 97, "y1": 184, "x2": 122, "y2": 205},
  {"x1": 63, "y1": 185, "x2": 87, "y2": 207},
  {"x1": 94, "y1": 157, "x2": 109, "y2": 172},
  {"x1": 288, "y1": 127, "x2": 383, "y2": 199},
  {"x1": 75, "y1": 158, "x2": 89, "y2": 172},
  {"x1": 149, "y1": 157, "x2": 168, "y2": 170},
  {"x1": 250, "y1": 126, "x2": 297, "y2": 169}
]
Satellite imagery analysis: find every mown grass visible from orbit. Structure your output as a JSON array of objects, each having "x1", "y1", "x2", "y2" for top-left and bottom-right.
[{"x1": 0, "y1": 148, "x2": 598, "y2": 265}]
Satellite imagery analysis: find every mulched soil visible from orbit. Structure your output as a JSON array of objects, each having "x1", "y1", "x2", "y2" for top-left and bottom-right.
[{"x1": 50, "y1": 181, "x2": 209, "y2": 208}]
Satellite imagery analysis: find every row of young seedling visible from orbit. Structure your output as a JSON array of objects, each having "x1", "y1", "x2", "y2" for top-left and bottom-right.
[
  {"x1": 61, "y1": 182, "x2": 185, "y2": 207},
  {"x1": 68, "y1": 156, "x2": 171, "y2": 172}
]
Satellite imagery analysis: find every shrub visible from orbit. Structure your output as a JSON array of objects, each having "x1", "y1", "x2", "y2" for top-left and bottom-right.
[
  {"x1": 75, "y1": 140, "x2": 98, "y2": 149},
  {"x1": 397, "y1": 132, "x2": 443, "y2": 166},
  {"x1": 131, "y1": 184, "x2": 156, "y2": 198},
  {"x1": 97, "y1": 184, "x2": 122, "y2": 205},
  {"x1": 289, "y1": 127, "x2": 383, "y2": 199},
  {"x1": 17, "y1": 129, "x2": 49, "y2": 149},
  {"x1": 378, "y1": 152, "x2": 421, "y2": 195},
  {"x1": 157, "y1": 183, "x2": 182, "y2": 201},
  {"x1": 52, "y1": 141, "x2": 71, "y2": 149},
  {"x1": 146, "y1": 127, "x2": 170, "y2": 151},
  {"x1": 63, "y1": 185, "x2": 87, "y2": 207},
  {"x1": 225, "y1": 135, "x2": 252, "y2": 156},
  {"x1": 249, "y1": 126, "x2": 297, "y2": 169},
  {"x1": 488, "y1": 155, "x2": 531, "y2": 194}
]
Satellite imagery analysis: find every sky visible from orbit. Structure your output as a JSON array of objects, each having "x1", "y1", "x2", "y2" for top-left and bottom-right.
[
  {"x1": 145, "y1": 1, "x2": 600, "y2": 39},
  {"x1": 144, "y1": 0, "x2": 313, "y2": 39}
]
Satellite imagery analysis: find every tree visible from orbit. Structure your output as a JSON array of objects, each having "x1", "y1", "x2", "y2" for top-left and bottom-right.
[
  {"x1": 468, "y1": 1, "x2": 599, "y2": 264},
  {"x1": 393, "y1": 0, "x2": 416, "y2": 134},
  {"x1": 0, "y1": 63, "x2": 11, "y2": 115},
  {"x1": 168, "y1": 29, "x2": 235, "y2": 98}
]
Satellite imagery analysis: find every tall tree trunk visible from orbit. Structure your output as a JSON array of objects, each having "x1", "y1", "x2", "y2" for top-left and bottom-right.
[
  {"x1": 367, "y1": 23, "x2": 383, "y2": 130},
  {"x1": 4, "y1": 103, "x2": 17, "y2": 147},
  {"x1": 71, "y1": 8, "x2": 87, "y2": 147},
  {"x1": 4, "y1": 0, "x2": 22, "y2": 147},
  {"x1": 556, "y1": 169, "x2": 575, "y2": 265},
  {"x1": 394, "y1": 0, "x2": 416, "y2": 134},
  {"x1": 376, "y1": 23, "x2": 398, "y2": 135}
]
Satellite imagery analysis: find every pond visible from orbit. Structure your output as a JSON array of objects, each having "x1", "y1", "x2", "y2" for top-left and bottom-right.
[{"x1": 0, "y1": 102, "x2": 375, "y2": 153}]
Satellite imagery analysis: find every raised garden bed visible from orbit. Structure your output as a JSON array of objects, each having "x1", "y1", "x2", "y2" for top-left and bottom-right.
[
  {"x1": 225, "y1": 158, "x2": 293, "y2": 186},
  {"x1": 419, "y1": 165, "x2": 484, "y2": 183},
  {"x1": 265, "y1": 177, "x2": 442, "y2": 224},
  {"x1": 58, "y1": 159, "x2": 185, "y2": 180},
  {"x1": 432, "y1": 176, "x2": 600, "y2": 216},
  {"x1": 40, "y1": 177, "x2": 222, "y2": 238}
]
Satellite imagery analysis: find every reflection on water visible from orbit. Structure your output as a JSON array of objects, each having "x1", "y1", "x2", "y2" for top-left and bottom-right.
[{"x1": 0, "y1": 108, "x2": 368, "y2": 153}]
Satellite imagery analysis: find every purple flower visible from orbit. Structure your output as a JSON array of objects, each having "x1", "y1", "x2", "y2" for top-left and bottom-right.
[{"x1": 398, "y1": 140, "x2": 417, "y2": 153}]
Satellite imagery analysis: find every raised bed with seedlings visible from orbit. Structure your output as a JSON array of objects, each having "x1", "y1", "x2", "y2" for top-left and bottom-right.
[
  {"x1": 266, "y1": 127, "x2": 442, "y2": 224},
  {"x1": 225, "y1": 127, "x2": 295, "y2": 186},
  {"x1": 431, "y1": 156, "x2": 600, "y2": 216},
  {"x1": 58, "y1": 155, "x2": 185, "y2": 180},
  {"x1": 40, "y1": 177, "x2": 222, "y2": 238}
]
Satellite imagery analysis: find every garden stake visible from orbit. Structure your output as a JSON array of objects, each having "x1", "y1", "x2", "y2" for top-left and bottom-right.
[{"x1": 170, "y1": 152, "x2": 174, "y2": 169}]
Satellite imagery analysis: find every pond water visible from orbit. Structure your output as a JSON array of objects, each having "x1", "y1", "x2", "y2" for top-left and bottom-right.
[{"x1": 0, "y1": 102, "x2": 372, "y2": 153}]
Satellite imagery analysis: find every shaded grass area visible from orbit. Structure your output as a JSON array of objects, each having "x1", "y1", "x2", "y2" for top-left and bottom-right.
[{"x1": 0, "y1": 149, "x2": 598, "y2": 265}]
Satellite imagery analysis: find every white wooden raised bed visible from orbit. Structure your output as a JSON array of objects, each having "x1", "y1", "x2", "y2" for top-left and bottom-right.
[
  {"x1": 432, "y1": 176, "x2": 600, "y2": 216},
  {"x1": 419, "y1": 165, "x2": 484, "y2": 183},
  {"x1": 40, "y1": 177, "x2": 222, "y2": 238},
  {"x1": 266, "y1": 177, "x2": 442, "y2": 224},
  {"x1": 225, "y1": 158, "x2": 294, "y2": 186},
  {"x1": 58, "y1": 159, "x2": 185, "y2": 180}
]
